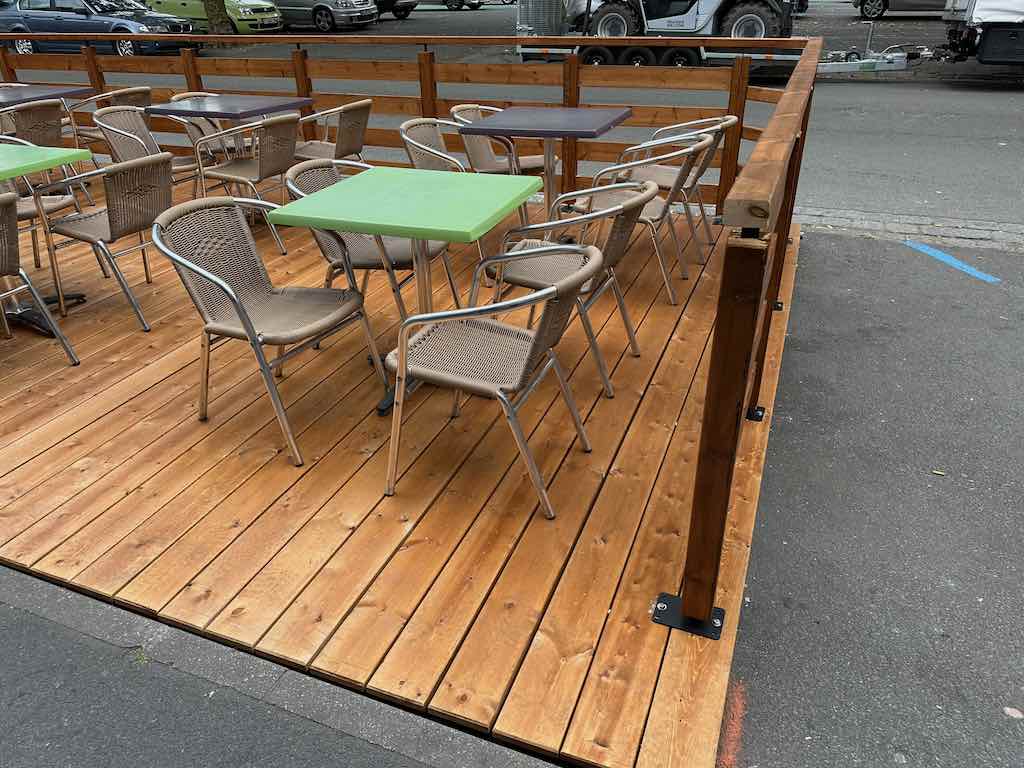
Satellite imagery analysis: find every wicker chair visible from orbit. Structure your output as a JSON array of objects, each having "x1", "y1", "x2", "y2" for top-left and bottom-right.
[
  {"x1": 449, "y1": 104, "x2": 548, "y2": 175},
  {"x1": 629, "y1": 116, "x2": 738, "y2": 260},
  {"x1": 588, "y1": 133, "x2": 715, "y2": 305},
  {"x1": 42, "y1": 153, "x2": 174, "y2": 331},
  {"x1": 491, "y1": 180, "x2": 659, "y2": 399},
  {"x1": 295, "y1": 98, "x2": 372, "y2": 162},
  {"x1": 194, "y1": 113, "x2": 300, "y2": 255},
  {"x1": 66, "y1": 86, "x2": 152, "y2": 157},
  {"x1": 0, "y1": 135, "x2": 77, "y2": 272},
  {"x1": 284, "y1": 159, "x2": 457, "y2": 320},
  {"x1": 398, "y1": 118, "x2": 466, "y2": 172},
  {"x1": 385, "y1": 243, "x2": 603, "y2": 520},
  {"x1": 152, "y1": 196, "x2": 388, "y2": 467},
  {"x1": 0, "y1": 191, "x2": 78, "y2": 365},
  {"x1": 93, "y1": 105, "x2": 200, "y2": 190}
]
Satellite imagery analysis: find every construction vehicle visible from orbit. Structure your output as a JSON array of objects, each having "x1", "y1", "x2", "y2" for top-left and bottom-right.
[
  {"x1": 516, "y1": 0, "x2": 796, "y2": 65},
  {"x1": 943, "y1": 0, "x2": 1024, "y2": 64}
]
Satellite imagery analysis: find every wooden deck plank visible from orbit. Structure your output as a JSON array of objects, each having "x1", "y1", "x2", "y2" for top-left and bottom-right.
[
  {"x1": 635, "y1": 229, "x2": 799, "y2": 768},
  {"x1": 491, "y1": 240, "x2": 723, "y2": 755}
]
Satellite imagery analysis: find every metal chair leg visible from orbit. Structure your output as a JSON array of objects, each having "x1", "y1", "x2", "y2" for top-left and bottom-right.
[
  {"x1": 385, "y1": 369, "x2": 408, "y2": 495},
  {"x1": 497, "y1": 392, "x2": 556, "y2": 520},
  {"x1": 30, "y1": 226, "x2": 41, "y2": 270},
  {"x1": 646, "y1": 219, "x2": 678, "y2": 306},
  {"x1": 19, "y1": 269, "x2": 78, "y2": 366},
  {"x1": 252, "y1": 341, "x2": 302, "y2": 466},
  {"x1": 609, "y1": 271, "x2": 641, "y2": 357},
  {"x1": 549, "y1": 350, "x2": 591, "y2": 453},
  {"x1": 91, "y1": 244, "x2": 110, "y2": 278},
  {"x1": 576, "y1": 296, "x2": 614, "y2": 398},
  {"x1": 359, "y1": 310, "x2": 389, "y2": 392},
  {"x1": 251, "y1": 184, "x2": 287, "y2": 255},
  {"x1": 694, "y1": 186, "x2": 715, "y2": 258},
  {"x1": 98, "y1": 241, "x2": 149, "y2": 332},
  {"x1": 198, "y1": 331, "x2": 211, "y2": 420},
  {"x1": 666, "y1": 213, "x2": 688, "y2": 281},
  {"x1": 275, "y1": 345, "x2": 286, "y2": 378},
  {"x1": 440, "y1": 250, "x2": 462, "y2": 309},
  {"x1": 679, "y1": 193, "x2": 704, "y2": 266},
  {"x1": 139, "y1": 232, "x2": 152, "y2": 284}
]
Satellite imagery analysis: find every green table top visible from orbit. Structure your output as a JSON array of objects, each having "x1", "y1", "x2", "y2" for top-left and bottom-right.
[
  {"x1": 268, "y1": 166, "x2": 541, "y2": 243},
  {"x1": 0, "y1": 146, "x2": 91, "y2": 182}
]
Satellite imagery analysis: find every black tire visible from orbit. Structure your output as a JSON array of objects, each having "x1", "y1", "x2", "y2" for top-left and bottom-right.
[
  {"x1": 393, "y1": 7, "x2": 411, "y2": 17},
  {"x1": 588, "y1": 1, "x2": 639, "y2": 37},
  {"x1": 719, "y1": 1, "x2": 781, "y2": 38},
  {"x1": 445, "y1": 0, "x2": 463, "y2": 9},
  {"x1": 501, "y1": 0, "x2": 515, "y2": 4},
  {"x1": 11, "y1": 37, "x2": 35, "y2": 55},
  {"x1": 467, "y1": 1, "x2": 482, "y2": 7},
  {"x1": 313, "y1": 6, "x2": 336, "y2": 31},
  {"x1": 658, "y1": 46, "x2": 700, "y2": 66},
  {"x1": 858, "y1": 0, "x2": 886, "y2": 19},
  {"x1": 617, "y1": 46, "x2": 656, "y2": 66},
  {"x1": 579, "y1": 45, "x2": 615, "y2": 65}
]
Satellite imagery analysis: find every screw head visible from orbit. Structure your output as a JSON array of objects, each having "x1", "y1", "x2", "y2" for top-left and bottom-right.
[
  {"x1": 712, "y1": 617, "x2": 722, "y2": 628},
  {"x1": 655, "y1": 602, "x2": 668, "y2": 612}
]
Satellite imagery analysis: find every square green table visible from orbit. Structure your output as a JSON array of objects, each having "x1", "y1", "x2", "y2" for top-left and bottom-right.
[
  {"x1": 0, "y1": 145, "x2": 92, "y2": 333},
  {"x1": 269, "y1": 166, "x2": 541, "y2": 316}
]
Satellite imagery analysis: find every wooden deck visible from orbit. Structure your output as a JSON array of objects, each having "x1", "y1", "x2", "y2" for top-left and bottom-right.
[{"x1": 0, "y1": 186, "x2": 798, "y2": 768}]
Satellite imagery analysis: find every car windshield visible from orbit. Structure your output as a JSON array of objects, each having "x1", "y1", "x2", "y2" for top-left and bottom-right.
[{"x1": 87, "y1": 0, "x2": 147, "y2": 11}]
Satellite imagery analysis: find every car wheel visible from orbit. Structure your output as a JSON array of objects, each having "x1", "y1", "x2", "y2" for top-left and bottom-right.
[
  {"x1": 393, "y1": 7, "x2": 411, "y2": 17},
  {"x1": 467, "y1": 1, "x2": 482, "y2": 7},
  {"x1": 445, "y1": 0, "x2": 463, "y2": 8},
  {"x1": 115, "y1": 38, "x2": 137, "y2": 56},
  {"x1": 588, "y1": 2, "x2": 640, "y2": 36},
  {"x1": 658, "y1": 47, "x2": 700, "y2": 66},
  {"x1": 313, "y1": 7, "x2": 336, "y2": 30},
  {"x1": 579, "y1": 45, "x2": 615, "y2": 65},
  {"x1": 618, "y1": 46, "x2": 656, "y2": 66},
  {"x1": 859, "y1": 0, "x2": 886, "y2": 18},
  {"x1": 720, "y1": 1, "x2": 781, "y2": 38},
  {"x1": 12, "y1": 38, "x2": 35, "y2": 55}
]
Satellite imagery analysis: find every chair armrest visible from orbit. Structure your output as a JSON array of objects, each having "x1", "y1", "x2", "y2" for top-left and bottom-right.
[{"x1": 31, "y1": 166, "x2": 107, "y2": 197}]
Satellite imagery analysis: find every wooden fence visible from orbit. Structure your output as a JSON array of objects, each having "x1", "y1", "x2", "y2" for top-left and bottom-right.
[{"x1": 0, "y1": 31, "x2": 820, "y2": 636}]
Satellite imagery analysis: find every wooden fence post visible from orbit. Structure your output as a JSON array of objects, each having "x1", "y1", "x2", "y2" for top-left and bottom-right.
[
  {"x1": 672, "y1": 236, "x2": 769, "y2": 631},
  {"x1": 291, "y1": 47, "x2": 316, "y2": 141},
  {"x1": 561, "y1": 53, "x2": 580, "y2": 193},
  {"x1": 0, "y1": 47, "x2": 17, "y2": 82},
  {"x1": 717, "y1": 55, "x2": 749, "y2": 210},
  {"x1": 417, "y1": 50, "x2": 437, "y2": 118},
  {"x1": 81, "y1": 46, "x2": 106, "y2": 94},
  {"x1": 180, "y1": 47, "x2": 203, "y2": 92}
]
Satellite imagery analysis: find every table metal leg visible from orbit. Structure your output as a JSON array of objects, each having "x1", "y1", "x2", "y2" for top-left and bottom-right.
[{"x1": 377, "y1": 238, "x2": 433, "y2": 416}]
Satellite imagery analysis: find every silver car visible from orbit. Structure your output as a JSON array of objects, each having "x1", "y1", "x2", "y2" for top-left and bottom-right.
[
  {"x1": 853, "y1": 0, "x2": 946, "y2": 19},
  {"x1": 277, "y1": 0, "x2": 377, "y2": 30}
]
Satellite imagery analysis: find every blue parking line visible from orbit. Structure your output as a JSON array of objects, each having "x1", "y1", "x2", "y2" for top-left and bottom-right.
[{"x1": 905, "y1": 240, "x2": 1001, "y2": 285}]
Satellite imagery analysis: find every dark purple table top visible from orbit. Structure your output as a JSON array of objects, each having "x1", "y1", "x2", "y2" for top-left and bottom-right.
[
  {"x1": 459, "y1": 106, "x2": 632, "y2": 140},
  {"x1": 146, "y1": 94, "x2": 313, "y2": 120},
  {"x1": 0, "y1": 84, "x2": 94, "y2": 106}
]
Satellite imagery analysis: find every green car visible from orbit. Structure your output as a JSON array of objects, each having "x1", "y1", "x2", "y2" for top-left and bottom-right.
[{"x1": 148, "y1": 0, "x2": 283, "y2": 32}]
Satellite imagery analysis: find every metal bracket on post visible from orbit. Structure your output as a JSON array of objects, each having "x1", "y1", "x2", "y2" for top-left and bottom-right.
[
  {"x1": 746, "y1": 405, "x2": 765, "y2": 421},
  {"x1": 772, "y1": 300, "x2": 785, "y2": 311},
  {"x1": 651, "y1": 593, "x2": 725, "y2": 640}
]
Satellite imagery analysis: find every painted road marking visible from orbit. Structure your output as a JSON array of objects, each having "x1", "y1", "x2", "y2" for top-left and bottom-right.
[{"x1": 904, "y1": 240, "x2": 1002, "y2": 285}]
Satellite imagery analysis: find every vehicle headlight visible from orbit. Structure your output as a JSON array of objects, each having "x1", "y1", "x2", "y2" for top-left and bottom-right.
[
  {"x1": 334, "y1": 0, "x2": 353, "y2": 7},
  {"x1": 238, "y1": 6, "x2": 254, "y2": 14},
  {"x1": 137, "y1": 24, "x2": 149, "y2": 31}
]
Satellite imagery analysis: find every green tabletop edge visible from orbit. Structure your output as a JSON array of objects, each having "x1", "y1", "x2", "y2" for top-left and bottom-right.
[{"x1": 0, "y1": 146, "x2": 92, "y2": 182}]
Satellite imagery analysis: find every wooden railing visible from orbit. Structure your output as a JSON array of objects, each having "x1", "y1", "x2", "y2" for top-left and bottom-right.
[{"x1": 0, "y1": 32, "x2": 820, "y2": 637}]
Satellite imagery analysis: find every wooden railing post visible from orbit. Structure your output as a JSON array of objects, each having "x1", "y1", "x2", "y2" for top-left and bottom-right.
[
  {"x1": 180, "y1": 47, "x2": 203, "y2": 92},
  {"x1": 652, "y1": 235, "x2": 769, "y2": 637},
  {"x1": 417, "y1": 49, "x2": 437, "y2": 118},
  {"x1": 561, "y1": 53, "x2": 580, "y2": 194},
  {"x1": 717, "y1": 55, "x2": 749, "y2": 210},
  {"x1": 291, "y1": 47, "x2": 316, "y2": 141},
  {"x1": 0, "y1": 47, "x2": 17, "y2": 82},
  {"x1": 81, "y1": 45, "x2": 105, "y2": 94}
]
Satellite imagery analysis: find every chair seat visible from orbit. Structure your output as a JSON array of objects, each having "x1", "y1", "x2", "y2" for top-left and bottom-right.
[
  {"x1": 16, "y1": 194, "x2": 75, "y2": 221},
  {"x1": 76, "y1": 125, "x2": 105, "y2": 143},
  {"x1": 631, "y1": 163, "x2": 702, "y2": 191},
  {"x1": 204, "y1": 158, "x2": 263, "y2": 184},
  {"x1": 588, "y1": 187, "x2": 667, "y2": 221},
  {"x1": 486, "y1": 239, "x2": 594, "y2": 292},
  {"x1": 478, "y1": 154, "x2": 550, "y2": 175},
  {"x1": 206, "y1": 286, "x2": 363, "y2": 346},
  {"x1": 294, "y1": 140, "x2": 359, "y2": 162},
  {"x1": 340, "y1": 234, "x2": 447, "y2": 271},
  {"x1": 385, "y1": 317, "x2": 534, "y2": 398},
  {"x1": 50, "y1": 209, "x2": 113, "y2": 244}
]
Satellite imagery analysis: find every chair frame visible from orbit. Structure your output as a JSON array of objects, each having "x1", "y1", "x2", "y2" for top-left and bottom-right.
[
  {"x1": 496, "y1": 180, "x2": 658, "y2": 399},
  {"x1": 592, "y1": 133, "x2": 714, "y2": 305},
  {"x1": 448, "y1": 104, "x2": 522, "y2": 175},
  {"x1": 152, "y1": 197, "x2": 388, "y2": 467},
  {"x1": 296, "y1": 98, "x2": 371, "y2": 161},
  {"x1": 386, "y1": 243, "x2": 600, "y2": 520},
  {"x1": 398, "y1": 117, "x2": 467, "y2": 172},
  {"x1": 0, "y1": 190, "x2": 79, "y2": 365},
  {"x1": 93, "y1": 105, "x2": 200, "y2": 195}
]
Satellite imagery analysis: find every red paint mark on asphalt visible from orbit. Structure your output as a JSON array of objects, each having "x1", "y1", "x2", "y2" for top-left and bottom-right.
[{"x1": 717, "y1": 679, "x2": 747, "y2": 768}]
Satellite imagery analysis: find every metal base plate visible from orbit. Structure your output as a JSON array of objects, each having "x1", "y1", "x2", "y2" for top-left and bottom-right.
[
  {"x1": 651, "y1": 593, "x2": 725, "y2": 640},
  {"x1": 5, "y1": 308, "x2": 55, "y2": 337}
]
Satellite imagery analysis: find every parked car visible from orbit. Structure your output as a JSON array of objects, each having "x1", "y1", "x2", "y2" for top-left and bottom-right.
[
  {"x1": 0, "y1": 0, "x2": 193, "y2": 55},
  {"x1": 148, "y1": 0, "x2": 282, "y2": 32},
  {"x1": 277, "y1": 0, "x2": 376, "y2": 30},
  {"x1": 444, "y1": 0, "x2": 482, "y2": 7},
  {"x1": 852, "y1": 0, "x2": 945, "y2": 19},
  {"x1": 376, "y1": 0, "x2": 416, "y2": 19}
]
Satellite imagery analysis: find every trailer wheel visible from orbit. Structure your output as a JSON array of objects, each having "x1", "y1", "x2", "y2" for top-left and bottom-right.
[
  {"x1": 580, "y1": 45, "x2": 615, "y2": 65},
  {"x1": 658, "y1": 47, "x2": 701, "y2": 66},
  {"x1": 720, "y1": 1, "x2": 781, "y2": 38},
  {"x1": 445, "y1": 0, "x2": 463, "y2": 9},
  {"x1": 618, "y1": 46, "x2": 656, "y2": 66},
  {"x1": 588, "y1": 1, "x2": 640, "y2": 37}
]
